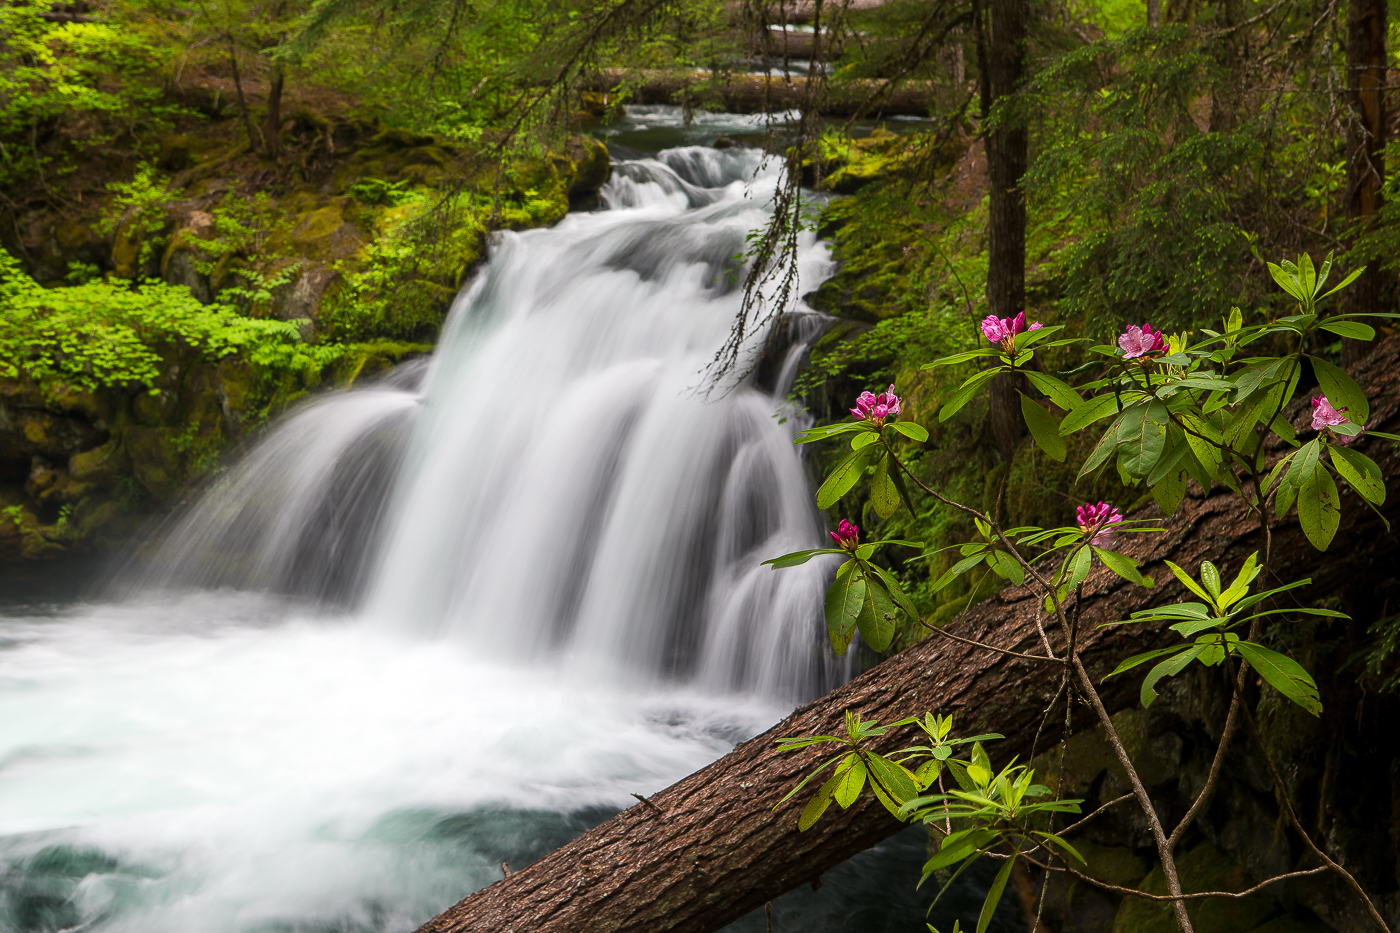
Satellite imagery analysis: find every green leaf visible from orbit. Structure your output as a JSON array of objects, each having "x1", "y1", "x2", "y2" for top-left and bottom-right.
[
  {"x1": 869, "y1": 564, "x2": 921, "y2": 621},
  {"x1": 816, "y1": 446, "x2": 877, "y2": 509},
  {"x1": 1107, "y1": 645, "x2": 1189, "y2": 678},
  {"x1": 1141, "y1": 644, "x2": 1205, "y2": 706},
  {"x1": 1199, "y1": 561, "x2": 1222, "y2": 598},
  {"x1": 888, "y1": 421, "x2": 930, "y2": 442},
  {"x1": 1267, "y1": 261, "x2": 1306, "y2": 301},
  {"x1": 763, "y1": 548, "x2": 846, "y2": 568},
  {"x1": 866, "y1": 753, "x2": 920, "y2": 805},
  {"x1": 833, "y1": 756, "x2": 868, "y2": 807},
  {"x1": 798, "y1": 789, "x2": 833, "y2": 830},
  {"x1": 977, "y1": 849, "x2": 1018, "y2": 933},
  {"x1": 1310, "y1": 355, "x2": 1370, "y2": 425},
  {"x1": 1060, "y1": 392, "x2": 1126, "y2": 436},
  {"x1": 1164, "y1": 560, "x2": 1213, "y2": 603},
  {"x1": 1024, "y1": 370, "x2": 1083, "y2": 411},
  {"x1": 1034, "y1": 832, "x2": 1087, "y2": 865},
  {"x1": 1078, "y1": 418, "x2": 1123, "y2": 481},
  {"x1": 1320, "y1": 320, "x2": 1376, "y2": 340},
  {"x1": 926, "y1": 347, "x2": 1002, "y2": 367},
  {"x1": 1093, "y1": 547, "x2": 1153, "y2": 587},
  {"x1": 856, "y1": 576, "x2": 898, "y2": 652},
  {"x1": 1297, "y1": 465, "x2": 1341, "y2": 550},
  {"x1": 1234, "y1": 642, "x2": 1322, "y2": 716},
  {"x1": 871, "y1": 454, "x2": 900, "y2": 518},
  {"x1": 1119, "y1": 400, "x2": 1169, "y2": 478},
  {"x1": 987, "y1": 549, "x2": 1025, "y2": 585},
  {"x1": 1151, "y1": 467, "x2": 1187, "y2": 515},
  {"x1": 1020, "y1": 392, "x2": 1067, "y2": 461},
  {"x1": 795, "y1": 422, "x2": 870, "y2": 444},
  {"x1": 825, "y1": 562, "x2": 866, "y2": 655},
  {"x1": 940, "y1": 369, "x2": 1001, "y2": 422},
  {"x1": 1330, "y1": 445, "x2": 1386, "y2": 505},
  {"x1": 1316, "y1": 266, "x2": 1364, "y2": 300}
]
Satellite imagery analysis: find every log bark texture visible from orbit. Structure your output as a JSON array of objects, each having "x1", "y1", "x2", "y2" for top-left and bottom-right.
[
  {"x1": 581, "y1": 70, "x2": 933, "y2": 117},
  {"x1": 416, "y1": 336, "x2": 1400, "y2": 933}
]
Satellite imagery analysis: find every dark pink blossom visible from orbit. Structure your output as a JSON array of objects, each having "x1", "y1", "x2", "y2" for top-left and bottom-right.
[
  {"x1": 1118, "y1": 324, "x2": 1168, "y2": 360},
  {"x1": 1311, "y1": 395, "x2": 1349, "y2": 431},
  {"x1": 1077, "y1": 501, "x2": 1124, "y2": 547},
  {"x1": 830, "y1": 519, "x2": 860, "y2": 550},
  {"x1": 851, "y1": 385, "x2": 902, "y2": 426},
  {"x1": 981, "y1": 312, "x2": 1043, "y2": 351}
]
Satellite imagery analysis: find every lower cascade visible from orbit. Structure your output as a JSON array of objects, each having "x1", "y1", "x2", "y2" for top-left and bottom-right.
[{"x1": 0, "y1": 133, "x2": 851, "y2": 932}]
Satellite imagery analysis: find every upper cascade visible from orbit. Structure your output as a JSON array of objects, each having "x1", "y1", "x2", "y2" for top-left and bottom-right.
[{"x1": 138, "y1": 142, "x2": 840, "y2": 699}]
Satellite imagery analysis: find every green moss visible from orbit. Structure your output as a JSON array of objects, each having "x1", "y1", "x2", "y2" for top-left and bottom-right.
[{"x1": 1113, "y1": 843, "x2": 1279, "y2": 933}]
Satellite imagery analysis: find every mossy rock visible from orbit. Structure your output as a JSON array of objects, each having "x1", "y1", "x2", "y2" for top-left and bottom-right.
[
  {"x1": 1113, "y1": 842, "x2": 1279, "y2": 933},
  {"x1": 1072, "y1": 839, "x2": 1149, "y2": 889},
  {"x1": 124, "y1": 425, "x2": 183, "y2": 500},
  {"x1": 331, "y1": 340, "x2": 434, "y2": 385}
]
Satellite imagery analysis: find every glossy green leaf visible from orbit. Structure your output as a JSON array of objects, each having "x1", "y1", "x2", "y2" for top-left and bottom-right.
[
  {"x1": 798, "y1": 787, "x2": 833, "y2": 830},
  {"x1": 1234, "y1": 642, "x2": 1322, "y2": 716},
  {"x1": 987, "y1": 549, "x2": 1025, "y2": 585},
  {"x1": 940, "y1": 369, "x2": 1000, "y2": 422},
  {"x1": 1060, "y1": 392, "x2": 1125, "y2": 435},
  {"x1": 1141, "y1": 644, "x2": 1204, "y2": 706},
  {"x1": 825, "y1": 562, "x2": 866, "y2": 655},
  {"x1": 1025, "y1": 370, "x2": 1083, "y2": 411},
  {"x1": 871, "y1": 454, "x2": 900, "y2": 518},
  {"x1": 1330, "y1": 445, "x2": 1385, "y2": 505},
  {"x1": 1151, "y1": 467, "x2": 1187, "y2": 515},
  {"x1": 763, "y1": 547, "x2": 846, "y2": 568},
  {"x1": 1320, "y1": 320, "x2": 1376, "y2": 340},
  {"x1": 1119, "y1": 400, "x2": 1169, "y2": 478},
  {"x1": 833, "y1": 756, "x2": 868, "y2": 807},
  {"x1": 1297, "y1": 465, "x2": 1341, "y2": 550},
  {"x1": 926, "y1": 347, "x2": 1002, "y2": 367},
  {"x1": 1310, "y1": 355, "x2": 1370, "y2": 424},
  {"x1": 816, "y1": 446, "x2": 877, "y2": 509},
  {"x1": 1093, "y1": 547, "x2": 1153, "y2": 587},
  {"x1": 1164, "y1": 560, "x2": 1213, "y2": 603},
  {"x1": 856, "y1": 577, "x2": 897, "y2": 652},
  {"x1": 977, "y1": 850, "x2": 1018, "y2": 933},
  {"x1": 1020, "y1": 392, "x2": 1067, "y2": 461},
  {"x1": 888, "y1": 421, "x2": 930, "y2": 443}
]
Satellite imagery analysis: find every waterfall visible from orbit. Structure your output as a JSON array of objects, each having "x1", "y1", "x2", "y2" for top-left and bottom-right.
[
  {"x1": 0, "y1": 126, "x2": 879, "y2": 933},
  {"x1": 142, "y1": 144, "x2": 840, "y2": 698}
]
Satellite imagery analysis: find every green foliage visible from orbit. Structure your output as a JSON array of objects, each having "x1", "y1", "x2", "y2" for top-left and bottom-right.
[
  {"x1": 0, "y1": 248, "x2": 341, "y2": 394},
  {"x1": 0, "y1": 0, "x2": 186, "y2": 188},
  {"x1": 100, "y1": 165, "x2": 182, "y2": 275}
]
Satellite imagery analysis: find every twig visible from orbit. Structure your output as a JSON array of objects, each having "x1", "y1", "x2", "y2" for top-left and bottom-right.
[{"x1": 631, "y1": 792, "x2": 665, "y2": 817}]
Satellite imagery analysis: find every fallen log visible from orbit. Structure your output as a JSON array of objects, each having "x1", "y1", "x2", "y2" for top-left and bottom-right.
[
  {"x1": 582, "y1": 69, "x2": 934, "y2": 117},
  {"x1": 416, "y1": 335, "x2": 1400, "y2": 933}
]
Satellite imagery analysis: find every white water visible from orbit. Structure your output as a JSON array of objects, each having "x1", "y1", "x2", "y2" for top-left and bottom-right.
[{"x1": 0, "y1": 133, "x2": 853, "y2": 932}]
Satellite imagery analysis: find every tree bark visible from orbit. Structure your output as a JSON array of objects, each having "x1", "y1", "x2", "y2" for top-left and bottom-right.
[
  {"x1": 414, "y1": 338, "x2": 1400, "y2": 933},
  {"x1": 263, "y1": 64, "x2": 285, "y2": 156},
  {"x1": 1343, "y1": 0, "x2": 1388, "y2": 370},
  {"x1": 983, "y1": 0, "x2": 1029, "y2": 459},
  {"x1": 582, "y1": 70, "x2": 933, "y2": 117}
]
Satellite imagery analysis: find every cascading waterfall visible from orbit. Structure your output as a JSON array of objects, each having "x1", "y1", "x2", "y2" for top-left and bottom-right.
[
  {"x1": 0, "y1": 122, "x2": 905, "y2": 933},
  {"x1": 143, "y1": 143, "x2": 840, "y2": 698}
]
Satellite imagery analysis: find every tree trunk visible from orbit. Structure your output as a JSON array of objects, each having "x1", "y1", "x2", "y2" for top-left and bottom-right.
[
  {"x1": 581, "y1": 70, "x2": 933, "y2": 117},
  {"x1": 414, "y1": 338, "x2": 1400, "y2": 933},
  {"x1": 983, "y1": 0, "x2": 1029, "y2": 460},
  {"x1": 263, "y1": 64, "x2": 285, "y2": 156},
  {"x1": 1343, "y1": 0, "x2": 1388, "y2": 370}
]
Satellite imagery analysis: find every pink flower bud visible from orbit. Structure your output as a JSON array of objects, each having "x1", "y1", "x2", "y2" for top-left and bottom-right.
[
  {"x1": 830, "y1": 519, "x2": 860, "y2": 550},
  {"x1": 1077, "y1": 501, "x2": 1124, "y2": 547},
  {"x1": 982, "y1": 314, "x2": 1044, "y2": 350},
  {"x1": 981, "y1": 315, "x2": 1011, "y2": 344},
  {"x1": 851, "y1": 385, "x2": 902, "y2": 426},
  {"x1": 1310, "y1": 395, "x2": 1349, "y2": 431},
  {"x1": 1118, "y1": 324, "x2": 1168, "y2": 360}
]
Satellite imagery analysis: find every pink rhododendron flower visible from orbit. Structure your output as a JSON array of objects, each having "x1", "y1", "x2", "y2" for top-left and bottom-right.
[
  {"x1": 1118, "y1": 324, "x2": 1168, "y2": 360},
  {"x1": 1077, "y1": 501, "x2": 1124, "y2": 547},
  {"x1": 830, "y1": 519, "x2": 860, "y2": 550},
  {"x1": 851, "y1": 385, "x2": 902, "y2": 426},
  {"x1": 981, "y1": 313, "x2": 1043, "y2": 350},
  {"x1": 1311, "y1": 395, "x2": 1349, "y2": 431}
]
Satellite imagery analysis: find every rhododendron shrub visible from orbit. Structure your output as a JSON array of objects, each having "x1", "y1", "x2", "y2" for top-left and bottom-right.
[{"x1": 763, "y1": 253, "x2": 1399, "y2": 933}]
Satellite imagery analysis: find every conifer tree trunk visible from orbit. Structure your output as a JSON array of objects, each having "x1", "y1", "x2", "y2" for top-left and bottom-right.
[
  {"x1": 263, "y1": 65, "x2": 285, "y2": 156},
  {"x1": 1343, "y1": 0, "x2": 1388, "y2": 370},
  {"x1": 983, "y1": 0, "x2": 1028, "y2": 460}
]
